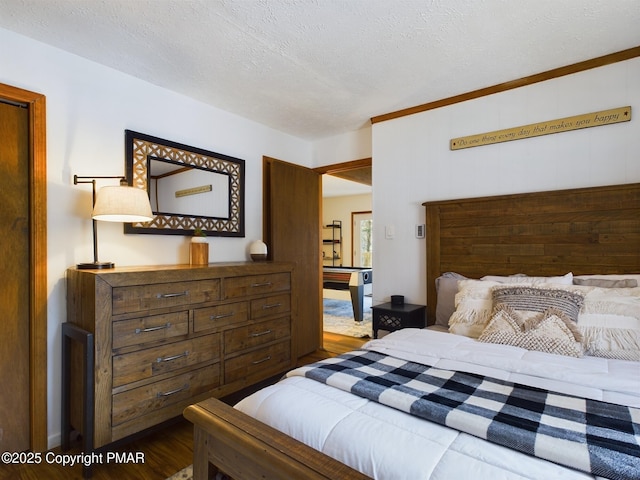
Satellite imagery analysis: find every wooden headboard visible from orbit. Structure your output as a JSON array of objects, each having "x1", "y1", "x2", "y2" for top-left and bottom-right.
[{"x1": 423, "y1": 183, "x2": 640, "y2": 324}]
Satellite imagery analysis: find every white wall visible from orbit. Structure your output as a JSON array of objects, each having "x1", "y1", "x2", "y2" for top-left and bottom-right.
[
  {"x1": 0, "y1": 27, "x2": 312, "y2": 448},
  {"x1": 372, "y1": 57, "x2": 640, "y2": 309},
  {"x1": 312, "y1": 126, "x2": 372, "y2": 166},
  {"x1": 322, "y1": 194, "x2": 372, "y2": 267}
]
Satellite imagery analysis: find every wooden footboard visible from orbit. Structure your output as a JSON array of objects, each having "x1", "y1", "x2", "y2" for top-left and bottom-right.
[{"x1": 184, "y1": 397, "x2": 370, "y2": 480}]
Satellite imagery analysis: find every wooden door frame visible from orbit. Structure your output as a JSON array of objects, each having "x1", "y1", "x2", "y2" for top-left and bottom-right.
[
  {"x1": 315, "y1": 157, "x2": 372, "y2": 266},
  {"x1": 313, "y1": 157, "x2": 371, "y2": 177},
  {"x1": 0, "y1": 83, "x2": 47, "y2": 451}
]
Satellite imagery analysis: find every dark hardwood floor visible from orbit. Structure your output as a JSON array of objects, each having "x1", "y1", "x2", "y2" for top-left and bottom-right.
[
  {"x1": 302, "y1": 331, "x2": 369, "y2": 363},
  {"x1": 2, "y1": 333, "x2": 366, "y2": 480}
]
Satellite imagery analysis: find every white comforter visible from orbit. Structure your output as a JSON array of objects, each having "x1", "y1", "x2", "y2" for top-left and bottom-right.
[{"x1": 235, "y1": 329, "x2": 640, "y2": 479}]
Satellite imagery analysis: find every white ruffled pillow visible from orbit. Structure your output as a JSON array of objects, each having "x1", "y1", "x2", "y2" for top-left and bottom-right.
[
  {"x1": 448, "y1": 280, "x2": 498, "y2": 338},
  {"x1": 574, "y1": 285, "x2": 640, "y2": 361}
]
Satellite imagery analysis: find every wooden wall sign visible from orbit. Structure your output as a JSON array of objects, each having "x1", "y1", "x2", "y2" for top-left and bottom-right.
[
  {"x1": 450, "y1": 106, "x2": 631, "y2": 150},
  {"x1": 175, "y1": 184, "x2": 212, "y2": 198}
]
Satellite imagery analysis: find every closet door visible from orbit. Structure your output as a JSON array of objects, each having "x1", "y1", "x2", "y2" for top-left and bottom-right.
[
  {"x1": 263, "y1": 157, "x2": 321, "y2": 357},
  {"x1": 0, "y1": 84, "x2": 47, "y2": 452},
  {"x1": 0, "y1": 100, "x2": 30, "y2": 452}
]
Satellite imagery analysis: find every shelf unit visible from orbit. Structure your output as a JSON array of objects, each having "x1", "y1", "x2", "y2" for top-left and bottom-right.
[{"x1": 322, "y1": 220, "x2": 342, "y2": 266}]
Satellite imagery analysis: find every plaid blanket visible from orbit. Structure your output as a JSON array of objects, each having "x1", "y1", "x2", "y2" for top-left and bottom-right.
[{"x1": 289, "y1": 350, "x2": 640, "y2": 480}]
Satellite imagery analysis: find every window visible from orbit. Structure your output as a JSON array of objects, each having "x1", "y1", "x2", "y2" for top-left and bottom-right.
[{"x1": 353, "y1": 211, "x2": 372, "y2": 267}]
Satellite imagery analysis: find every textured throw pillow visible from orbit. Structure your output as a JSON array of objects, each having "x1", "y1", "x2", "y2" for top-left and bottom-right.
[
  {"x1": 478, "y1": 304, "x2": 584, "y2": 357},
  {"x1": 574, "y1": 285, "x2": 640, "y2": 361},
  {"x1": 492, "y1": 286, "x2": 584, "y2": 323}
]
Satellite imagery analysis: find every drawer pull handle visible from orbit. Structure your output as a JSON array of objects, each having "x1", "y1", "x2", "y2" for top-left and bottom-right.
[
  {"x1": 250, "y1": 330, "x2": 272, "y2": 338},
  {"x1": 251, "y1": 282, "x2": 272, "y2": 288},
  {"x1": 262, "y1": 303, "x2": 282, "y2": 310},
  {"x1": 157, "y1": 384, "x2": 189, "y2": 398},
  {"x1": 156, "y1": 291, "x2": 189, "y2": 299},
  {"x1": 252, "y1": 355, "x2": 272, "y2": 365},
  {"x1": 210, "y1": 312, "x2": 234, "y2": 320},
  {"x1": 135, "y1": 322, "x2": 171, "y2": 334},
  {"x1": 156, "y1": 351, "x2": 189, "y2": 363}
]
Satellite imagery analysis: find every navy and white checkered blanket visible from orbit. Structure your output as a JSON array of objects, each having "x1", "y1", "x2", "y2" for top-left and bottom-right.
[{"x1": 289, "y1": 350, "x2": 640, "y2": 480}]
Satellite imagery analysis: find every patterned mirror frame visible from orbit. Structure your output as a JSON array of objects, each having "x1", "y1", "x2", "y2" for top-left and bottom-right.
[{"x1": 124, "y1": 130, "x2": 245, "y2": 237}]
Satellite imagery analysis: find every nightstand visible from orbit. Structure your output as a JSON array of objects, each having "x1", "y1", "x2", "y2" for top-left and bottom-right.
[{"x1": 372, "y1": 302, "x2": 426, "y2": 339}]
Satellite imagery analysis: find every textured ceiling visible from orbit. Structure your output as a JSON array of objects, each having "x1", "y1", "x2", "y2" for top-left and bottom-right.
[{"x1": 1, "y1": 0, "x2": 639, "y2": 140}]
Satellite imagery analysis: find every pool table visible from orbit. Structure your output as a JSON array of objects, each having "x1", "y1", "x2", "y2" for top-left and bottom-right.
[{"x1": 322, "y1": 266, "x2": 373, "y2": 322}]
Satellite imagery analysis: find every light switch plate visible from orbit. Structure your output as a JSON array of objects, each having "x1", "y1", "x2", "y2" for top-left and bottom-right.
[
  {"x1": 385, "y1": 225, "x2": 395, "y2": 239},
  {"x1": 416, "y1": 224, "x2": 425, "y2": 238}
]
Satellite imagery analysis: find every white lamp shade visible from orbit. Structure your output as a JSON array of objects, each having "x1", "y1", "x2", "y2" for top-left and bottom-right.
[{"x1": 92, "y1": 186, "x2": 154, "y2": 222}]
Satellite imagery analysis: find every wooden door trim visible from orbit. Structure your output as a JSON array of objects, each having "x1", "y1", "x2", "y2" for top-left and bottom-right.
[
  {"x1": 0, "y1": 83, "x2": 47, "y2": 451},
  {"x1": 313, "y1": 157, "x2": 371, "y2": 176},
  {"x1": 371, "y1": 46, "x2": 640, "y2": 124}
]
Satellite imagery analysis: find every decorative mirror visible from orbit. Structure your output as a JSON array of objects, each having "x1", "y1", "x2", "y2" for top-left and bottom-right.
[{"x1": 124, "y1": 130, "x2": 245, "y2": 236}]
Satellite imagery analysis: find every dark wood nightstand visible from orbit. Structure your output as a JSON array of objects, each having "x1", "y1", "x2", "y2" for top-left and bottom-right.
[{"x1": 372, "y1": 302, "x2": 426, "y2": 338}]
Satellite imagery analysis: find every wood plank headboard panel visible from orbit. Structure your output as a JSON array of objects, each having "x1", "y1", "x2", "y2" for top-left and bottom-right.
[{"x1": 423, "y1": 183, "x2": 640, "y2": 324}]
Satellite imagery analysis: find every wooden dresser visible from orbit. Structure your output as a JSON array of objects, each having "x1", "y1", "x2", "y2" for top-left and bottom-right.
[{"x1": 64, "y1": 262, "x2": 295, "y2": 450}]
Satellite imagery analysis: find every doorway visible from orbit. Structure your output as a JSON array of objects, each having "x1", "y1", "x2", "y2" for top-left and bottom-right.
[
  {"x1": 0, "y1": 83, "x2": 48, "y2": 451},
  {"x1": 316, "y1": 159, "x2": 372, "y2": 338}
]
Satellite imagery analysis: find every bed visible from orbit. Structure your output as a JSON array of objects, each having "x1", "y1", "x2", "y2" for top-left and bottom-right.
[{"x1": 184, "y1": 183, "x2": 640, "y2": 480}]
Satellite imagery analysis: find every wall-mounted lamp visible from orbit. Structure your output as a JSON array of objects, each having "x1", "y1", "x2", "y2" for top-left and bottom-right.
[{"x1": 74, "y1": 175, "x2": 153, "y2": 269}]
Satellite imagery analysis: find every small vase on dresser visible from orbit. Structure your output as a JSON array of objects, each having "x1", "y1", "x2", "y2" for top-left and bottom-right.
[{"x1": 190, "y1": 236, "x2": 209, "y2": 265}]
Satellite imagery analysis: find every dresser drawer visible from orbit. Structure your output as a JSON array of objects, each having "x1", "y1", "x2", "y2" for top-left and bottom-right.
[
  {"x1": 112, "y1": 334, "x2": 221, "y2": 387},
  {"x1": 193, "y1": 302, "x2": 249, "y2": 333},
  {"x1": 224, "y1": 317, "x2": 290, "y2": 355},
  {"x1": 224, "y1": 341, "x2": 290, "y2": 384},
  {"x1": 112, "y1": 311, "x2": 189, "y2": 350},
  {"x1": 112, "y1": 364, "x2": 220, "y2": 427},
  {"x1": 112, "y1": 279, "x2": 221, "y2": 315},
  {"x1": 251, "y1": 293, "x2": 290, "y2": 320},
  {"x1": 224, "y1": 273, "x2": 290, "y2": 299}
]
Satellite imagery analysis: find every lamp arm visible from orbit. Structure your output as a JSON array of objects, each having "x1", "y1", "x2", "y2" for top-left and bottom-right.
[{"x1": 73, "y1": 174, "x2": 126, "y2": 185}]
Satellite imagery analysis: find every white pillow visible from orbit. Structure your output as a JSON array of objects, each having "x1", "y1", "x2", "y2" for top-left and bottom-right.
[{"x1": 481, "y1": 272, "x2": 573, "y2": 284}]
